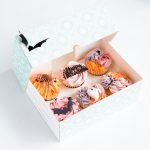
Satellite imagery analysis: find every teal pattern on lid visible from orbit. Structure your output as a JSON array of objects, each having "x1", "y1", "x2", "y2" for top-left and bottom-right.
[{"x1": 12, "y1": 36, "x2": 32, "y2": 89}]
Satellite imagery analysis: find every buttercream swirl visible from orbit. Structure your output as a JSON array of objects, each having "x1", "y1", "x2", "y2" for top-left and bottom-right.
[
  {"x1": 31, "y1": 74, "x2": 61, "y2": 101},
  {"x1": 76, "y1": 83, "x2": 106, "y2": 108},
  {"x1": 60, "y1": 61, "x2": 88, "y2": 87},
  {"x1": 86, "y1": 48, "x2": 112, "y2": 68},
  {"x1": 99, "y1": 72, "x2": 132, "y2": 93},
  {"x1": 50, "y1": 97, "x2": 80, "y2": 121}
]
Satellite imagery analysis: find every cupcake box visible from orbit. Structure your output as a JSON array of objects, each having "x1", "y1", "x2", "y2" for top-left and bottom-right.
[{"x1": 12, "y1": 3, "x2": 142, "y2": 140}]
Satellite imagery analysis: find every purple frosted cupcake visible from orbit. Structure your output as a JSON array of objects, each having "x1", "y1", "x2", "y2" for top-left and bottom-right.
[{"x1": 76, "y1": 83, "x2": 106, "y2": 108}]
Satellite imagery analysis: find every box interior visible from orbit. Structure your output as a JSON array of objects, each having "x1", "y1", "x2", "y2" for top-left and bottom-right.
[{"x1": 28, "y1": 33, "x2": 142, "y2": 122}]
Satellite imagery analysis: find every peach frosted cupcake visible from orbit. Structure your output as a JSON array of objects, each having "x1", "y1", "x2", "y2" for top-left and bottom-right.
[
  {"x1": 99, "y1": 72, "x2": 132, "y2": 94},
  {"x1": 31, "y1": 74, "x2": 61, "y2": 101},
  {"x1": 76, "y1": 83, "x2": 106, "y2": 108},
  {"x1": 60, "y1": 61, "x2": 88, "y2": 88},
  {"x1": 50, "y1": 97, "x2": 80, "y2": 121},
  {"x1": 85, "y1": 48, "x2": 112, "y2": 75}
]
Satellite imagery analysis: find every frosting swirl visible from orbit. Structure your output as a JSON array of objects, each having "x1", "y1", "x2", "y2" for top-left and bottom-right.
[
  {"x1": 86, "y1": 48, "x2": 112, "y2": 68},
  {"x1": 109, "y1": 77, "x2": 131, "y2": 93},
  {"x1": 99, "y1": 72, "x2": 132, "y2": 93},
  {"x1": 98, "y1": 53, "x2": 112, "y2": 68},
  {"x1": 50, "y1": 97, "x2": 80, "y2": 121},
  {"x1": 60, "y1": 61, "x2": 88, "y2": 87},
  {"x1": 99, "y1": 74, "x2": 113, "y2": 89},
  {"x1": 76, "y1": 83, "x2": 106, "y2": 108},
  {"x1": 31, "y1": 74, "x2": 61, "y2": 101}
]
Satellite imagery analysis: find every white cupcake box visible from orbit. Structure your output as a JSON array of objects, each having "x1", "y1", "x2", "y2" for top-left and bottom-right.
[{"x1": 12, "y1": 2, "x2": 142, "y2": 141}]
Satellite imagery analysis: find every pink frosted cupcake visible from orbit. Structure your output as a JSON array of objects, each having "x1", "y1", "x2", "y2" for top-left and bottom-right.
[
  {"x1": 99, "y1": 72, "x2": 132, "y2": 94},
  {"x1": 76, "y1": 83, "x2": 106, "y2": 108},
  {"x1": 60, "y1": 61, "x2": 88, "y2": 88},
  {"x1": 50, "y1": 97, "x2": 80, "y2": 121},
  {"x1": 85, "y1": 48, "x2": 112, "y2": 75}
]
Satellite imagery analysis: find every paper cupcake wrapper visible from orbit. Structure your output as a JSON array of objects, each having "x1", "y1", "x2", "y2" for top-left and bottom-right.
[{"x1": 62, "y1": 81, "x2": 85, "y2": 88}]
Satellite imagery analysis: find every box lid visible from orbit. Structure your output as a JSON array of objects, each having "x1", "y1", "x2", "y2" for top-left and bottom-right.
[
  {"x1": 13, "y1": 1, "x2": 117, "y2": 88},
  {"x1": 18, "y1": 1, "x2": 116, "y2": 67}
]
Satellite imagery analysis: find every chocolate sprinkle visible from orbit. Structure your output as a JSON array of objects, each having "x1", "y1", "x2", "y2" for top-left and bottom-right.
[
  {"x1": 35, "y1": 74, "x2": 52, "y2": 83},
  {"x1": 63, "y1": 64, "x2": 88, "y2": 79},
  {"x1": 96, "y1": 50, "x2": 101, "y2": 54}
]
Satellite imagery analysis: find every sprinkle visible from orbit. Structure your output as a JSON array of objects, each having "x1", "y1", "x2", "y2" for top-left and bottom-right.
[{"x1": 63, "y1": 64, "x2": 88, "y2": 79}]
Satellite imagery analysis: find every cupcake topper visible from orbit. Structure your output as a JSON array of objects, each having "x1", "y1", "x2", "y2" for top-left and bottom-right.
[
  {"x1": 52, "y1": 97, "x2": 73, "y2": 115},
  {"x1": 19, "y1": 31, "x2": 49, "y2": 52},
  {"x1": 63, "y1": 64, "x2": 88, "y2": 79}
]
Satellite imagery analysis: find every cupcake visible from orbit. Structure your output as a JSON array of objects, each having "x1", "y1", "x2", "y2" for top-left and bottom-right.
[
  {"x1": 99, "y1": 72, "x2": 132, "y2": 94},
  {"x1": 76, "y1": 83, "x2": 106, "y2": 108},
  {"x1": 85, "y1": 48, "x2": 112, "y2": 75},
  {"x1": 60, "y1": 61, "x2": 88, "y2": 88},
  {"x1": 50, "y1": 97, "x2": 80, "y2": 121},
  {"x1": 31, "y1": 74, "x2": 61, "y2": 101}
]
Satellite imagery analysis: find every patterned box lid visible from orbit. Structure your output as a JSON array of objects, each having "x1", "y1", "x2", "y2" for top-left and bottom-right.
[{"x1": 12, "y1": 1, "x2": 117, "y2": 88}]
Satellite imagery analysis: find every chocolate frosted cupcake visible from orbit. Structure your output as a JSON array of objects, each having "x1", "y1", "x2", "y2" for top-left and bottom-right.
[
  {"x1": 60, "y1": 61, "x2": 88, "y2": 88},
  {"x1": 76, "y1": 83, "x2": 106, "y2": 108},
  {"x1": 31, "y1": 74, "x2": 61, "y2": 101},
  {"x1": 85, "y1": 48, "x2": 112, "y2": 75},
  {"x1": 50, "y1": 97, "x2": 80, "y2": 121},
  {"x1": 99, "y1": 72, "x2": 132, "y2": 94}
]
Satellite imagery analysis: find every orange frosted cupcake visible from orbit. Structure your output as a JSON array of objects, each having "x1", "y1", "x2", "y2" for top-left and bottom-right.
[
  {"x1": 85, "y1": 48, "x2": 112, "y2": 75},
  {"x1": 31, "y1": 74, "x2": 61, "y2": 101}
]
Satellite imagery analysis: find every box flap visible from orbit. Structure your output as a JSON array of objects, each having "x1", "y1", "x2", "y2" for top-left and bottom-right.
[
  {"x1": 12, "y1": 37, "x2": 32, "y2": 89},
  {"x1": 19, "y1": 1, "x2": 116, "y2": 68}
]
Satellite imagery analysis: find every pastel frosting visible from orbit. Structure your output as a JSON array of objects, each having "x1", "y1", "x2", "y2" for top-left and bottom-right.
[
  {"x1": 76, "y1": 83, "x2": 106, "y2": 108},
  {"x1": 86, "y1": 48, "x2": 112, "y2": 68},
  {"x1": 50, "y1": 97, "x2": 80, "y2": 121},
  {"x1": 60, "y1": 61, "x2": 88, "y2": 87},
  {"x1": 99, "y1": 72, "x2": 132, "y2": 93}
]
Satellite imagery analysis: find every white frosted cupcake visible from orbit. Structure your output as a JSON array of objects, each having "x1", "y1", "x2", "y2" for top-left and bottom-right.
[
  {"x1": 76, "y1": 83, "x2": 107, "y2": 108},
  {"x1": 60, "y1": 61, "x2": 88, "y2": 88}
]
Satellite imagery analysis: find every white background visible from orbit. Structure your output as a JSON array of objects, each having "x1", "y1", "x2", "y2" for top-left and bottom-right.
[{"x1": 0, "y1": 0, "x2": 150, "y2": 150}]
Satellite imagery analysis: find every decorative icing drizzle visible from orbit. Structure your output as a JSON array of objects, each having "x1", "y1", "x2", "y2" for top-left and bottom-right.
[
  {"x1": 52, "y1": 97, "x2": 73, "y2": 115},
  {"x1": 63, "y1": 64, "x2": 88, "y2": 79}
]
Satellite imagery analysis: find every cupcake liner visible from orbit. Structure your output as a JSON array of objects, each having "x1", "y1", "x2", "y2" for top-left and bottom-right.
[
  {"x1": 62, "y1": 81, "x2": 84, "y2": 88},
  {"x1": 45, "y1": 95, "x2": 58, "y2": 101},
  {"x1": 105, "y1": 88, "x2": 112, "y2": 96}
]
